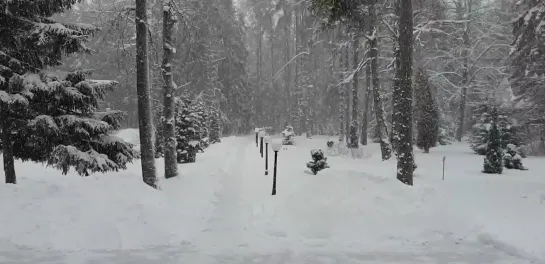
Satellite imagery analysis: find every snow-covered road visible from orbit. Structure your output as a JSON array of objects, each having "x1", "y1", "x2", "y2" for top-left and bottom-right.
[{"x1": 1, "y1": 136, "x2": 542, "y2": 263}]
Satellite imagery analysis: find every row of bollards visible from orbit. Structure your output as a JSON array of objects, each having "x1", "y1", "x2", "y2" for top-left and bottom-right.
[{"x1": 255, "y1": 128, "x2": 281, "y2": 195}]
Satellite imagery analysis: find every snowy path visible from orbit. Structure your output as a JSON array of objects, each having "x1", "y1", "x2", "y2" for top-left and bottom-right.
[{"x1": 0, "y1": 136, "x2": 541, "y2": 263}]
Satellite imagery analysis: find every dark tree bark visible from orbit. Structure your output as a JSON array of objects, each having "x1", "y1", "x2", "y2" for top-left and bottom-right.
[
  {"x1": 162, "y1": 1, "x2": 178, "y2": 179},
  {"x1": 1, "y1": 115, "x2": 16, "y2": 184},
  {"x1": 369, "y1": 0, "x2": 392, "y2": 160},
  {"x1": 338, "y1": 28, "x2": 345, "y2": 142},
  {"x1": 391, "y1": 44, "x2": 401, "y2": 154},
  {"x1": 136, "y1": 0, "x2": 158, "y2": 188},
  {"x1": 396, "y1": 0, "x2": 415, "y2": 185},
  {"x1": 360, "y1": 58, "x2": 371, "y2": 146},
  {"x1": 344, "y1": 36, "x2": 350, "y2": 143},
  {"x1": 456, "y1": 2, "x2": 472, "y2": 142},
  {"x1": 349, "y1": 35, "x2": 359, "y2": 148}
]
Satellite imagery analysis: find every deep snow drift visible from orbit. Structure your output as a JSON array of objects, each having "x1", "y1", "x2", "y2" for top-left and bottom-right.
[{"x1": 0, "y1": 131, "x2": 544, "y2": 263}]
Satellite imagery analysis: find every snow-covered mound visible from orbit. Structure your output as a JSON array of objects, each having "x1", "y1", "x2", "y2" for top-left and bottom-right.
[
  {"x1": 244, "y1": 144, "x2": 473, "y2": 252},
  {"x1": 0, "y1": 163, "x2": 186, "y2": 250}
]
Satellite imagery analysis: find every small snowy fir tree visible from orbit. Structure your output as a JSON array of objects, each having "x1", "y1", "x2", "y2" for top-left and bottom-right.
[
  {"x1": 414, "y1": 68, "x2": 439, "y2": 153},
  {"x1": 504, "y1": 144, "x2": 528, "y2": 170},
  {"x1": 209, "y1": 108, "x2": 221, "y2": 144},
  {"x1": 306, "y1": 149, "x2": 329, "y2": 175},
  {"x1": 483, "y1": 111, "x2": 503, "y2": 174},
  {"x1": 470, "y1": 103, "x2": 524, "y2": 155}
]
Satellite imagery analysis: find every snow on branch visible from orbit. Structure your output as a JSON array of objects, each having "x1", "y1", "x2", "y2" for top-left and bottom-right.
[
  {"x1": 28, "y1": 115, "x2": 60, "y2": 135},
  {"x1": 48, "y1": 145, "x2": 120, "y2": 176},
  {"x1": 56, "y1": 115, "x2": 111, "y2": 134}
]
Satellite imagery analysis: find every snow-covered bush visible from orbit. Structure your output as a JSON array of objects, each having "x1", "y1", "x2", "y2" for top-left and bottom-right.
[
  {"x1": 437, "y1": 127, "x2": 452, "y2": 145},
  {"x1": 282, "y1": 125, "x2": 295, "y2": 145},
  {"x1": 504, "y1": 144, "x2": 528, "y2": 170},
  {"x1": 326, "y1": 139, "x2": 334, "y2": 148},
  {"x1": 306, "y1": 149, "x2": 329, "y2": 175}
]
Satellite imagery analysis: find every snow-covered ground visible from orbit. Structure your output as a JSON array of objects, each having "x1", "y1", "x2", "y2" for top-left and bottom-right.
[{"x1": 1, "y1": 131, "x2": 544, "y2": 263}]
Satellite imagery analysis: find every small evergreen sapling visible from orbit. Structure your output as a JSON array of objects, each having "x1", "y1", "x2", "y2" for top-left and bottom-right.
[
  {"x1": 483, "y1": 112, "x2": 503, "y2": 174},
  {"x1": 306, "y1": 149, "x2": 329, "y2": 175}
]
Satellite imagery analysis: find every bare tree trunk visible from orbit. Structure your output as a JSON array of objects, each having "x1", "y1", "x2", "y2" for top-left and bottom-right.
[
  {"x1": 338, "y1": 28, "x2": 345, "y2": 142},
  {"x1": 396, "y1": 0, "x2": 415, "y2": 185},
  {"x1": 1, "y1": 114, "x2": 16, "y2": 184},
  {"x1": 136, "y1": 0, "x2": 157, "y2": 188},
  {"x1": 456, "y1": 1, "x2": 471, "y2": 142},
  {"x1": 360, "y1": 57, "x2": 371, "y2": 145},
  {"x1": 162, "y1": 0, "x2": 178, "y2": 179},
  {"x1": 391, "y1": 43, "x2": 401, "y2": 154},
  {"x1": 369, "y1": 0, "x2": 392, "y2": 160},
  {"x1": 456, "y1": 26, "x2": 470, "y2": 141},
  {"x1": 344, "y1": 37, "x2": 351, "y2": 144},
  {"x1": 349, "y1": 36, "x2": 360, "y2": 148}
]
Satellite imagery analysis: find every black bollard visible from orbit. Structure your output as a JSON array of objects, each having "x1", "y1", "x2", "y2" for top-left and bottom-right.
[
  {"x1": 265, "y1": 142, "x2": 269, "y2": 175},
  {"x1": 255, "y1": 132, "x2": 258, "y2": 147},
  {"x1": 272, "y1": 150, "x2": 278, "y2": 195},
  {"x1": 260, "y1": 137, "x2": 264, "y2": 158}
]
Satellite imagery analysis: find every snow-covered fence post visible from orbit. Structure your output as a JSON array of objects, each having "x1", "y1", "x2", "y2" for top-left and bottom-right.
[
  {"x1": 264, "y1": 136, "x2": 271, "y2": 175},
  {"x1": 442, "y1": 156, "x2": 446, "y2": 180},
  {"x1": 271, "y1": 139, "x2": 282, "y2": 195},
  {"x1": 255, "y1": 128, "x2": 260, "y2": 147},
  {"x1": 259, "y1": 130, "x2": 266, "y2": 158}
]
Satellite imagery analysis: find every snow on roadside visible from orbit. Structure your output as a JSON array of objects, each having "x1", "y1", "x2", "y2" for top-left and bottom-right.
[
  {"x1": 0, "y1": 130, "x2": 237, "y2": 251},
  {"x1": 230, "y1": 137, "x2": 477, "y2": 254},
  {"x1": 288, "y1": 136, "x2": 545, "y2": 261},
  {"x1": 0, "y1": 164, "x2": 186, "y2": 250}
]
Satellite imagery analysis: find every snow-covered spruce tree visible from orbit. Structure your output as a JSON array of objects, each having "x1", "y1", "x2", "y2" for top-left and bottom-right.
[
  {"x1": 155, "y1": 96, "x2": 210, "y2": 163},
  {"x1": 209, "y1": 108, "x2": 221, "y2": 144},
  {"x1": 511, "y1": 0, "x2": 545, "y2": 121},
  {"x1": 483, "y1": 110, "x2": 503, "y2": 174},
  {"x1": 414, "y1": 68, "x2": 439, "y2": 153},
  {"x1": 470, "y1": 103, "x2": 524, "y2": 155},
  {"x1": 2, "y1": 71, "x2": 138, "y2": 179},
  {"x1": 0, "y1": 0, "x2": 99, "y2": 183}
]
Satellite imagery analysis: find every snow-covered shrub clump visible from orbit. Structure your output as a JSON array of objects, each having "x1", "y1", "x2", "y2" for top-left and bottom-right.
[
  {"x1": 306, "y1": 149, "x2": 329, "y2": 175},
  {"x1": 504, "y1": 144, "x2": 528, "y2": 170}
]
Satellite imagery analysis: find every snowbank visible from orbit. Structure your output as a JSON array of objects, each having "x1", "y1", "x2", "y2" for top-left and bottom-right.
[
  {"x1": 281, "y1": 136, "x2": 545, "y2": 260},
  {"x1": 0, "y1": 132, "x2": 239, "y2": 251},
  {"x1": 0, "y1": 163, "x2": 187, "y2": 250},
  {"x1": 229, "y1": 139, "x2": 476, "y2": 254}
]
